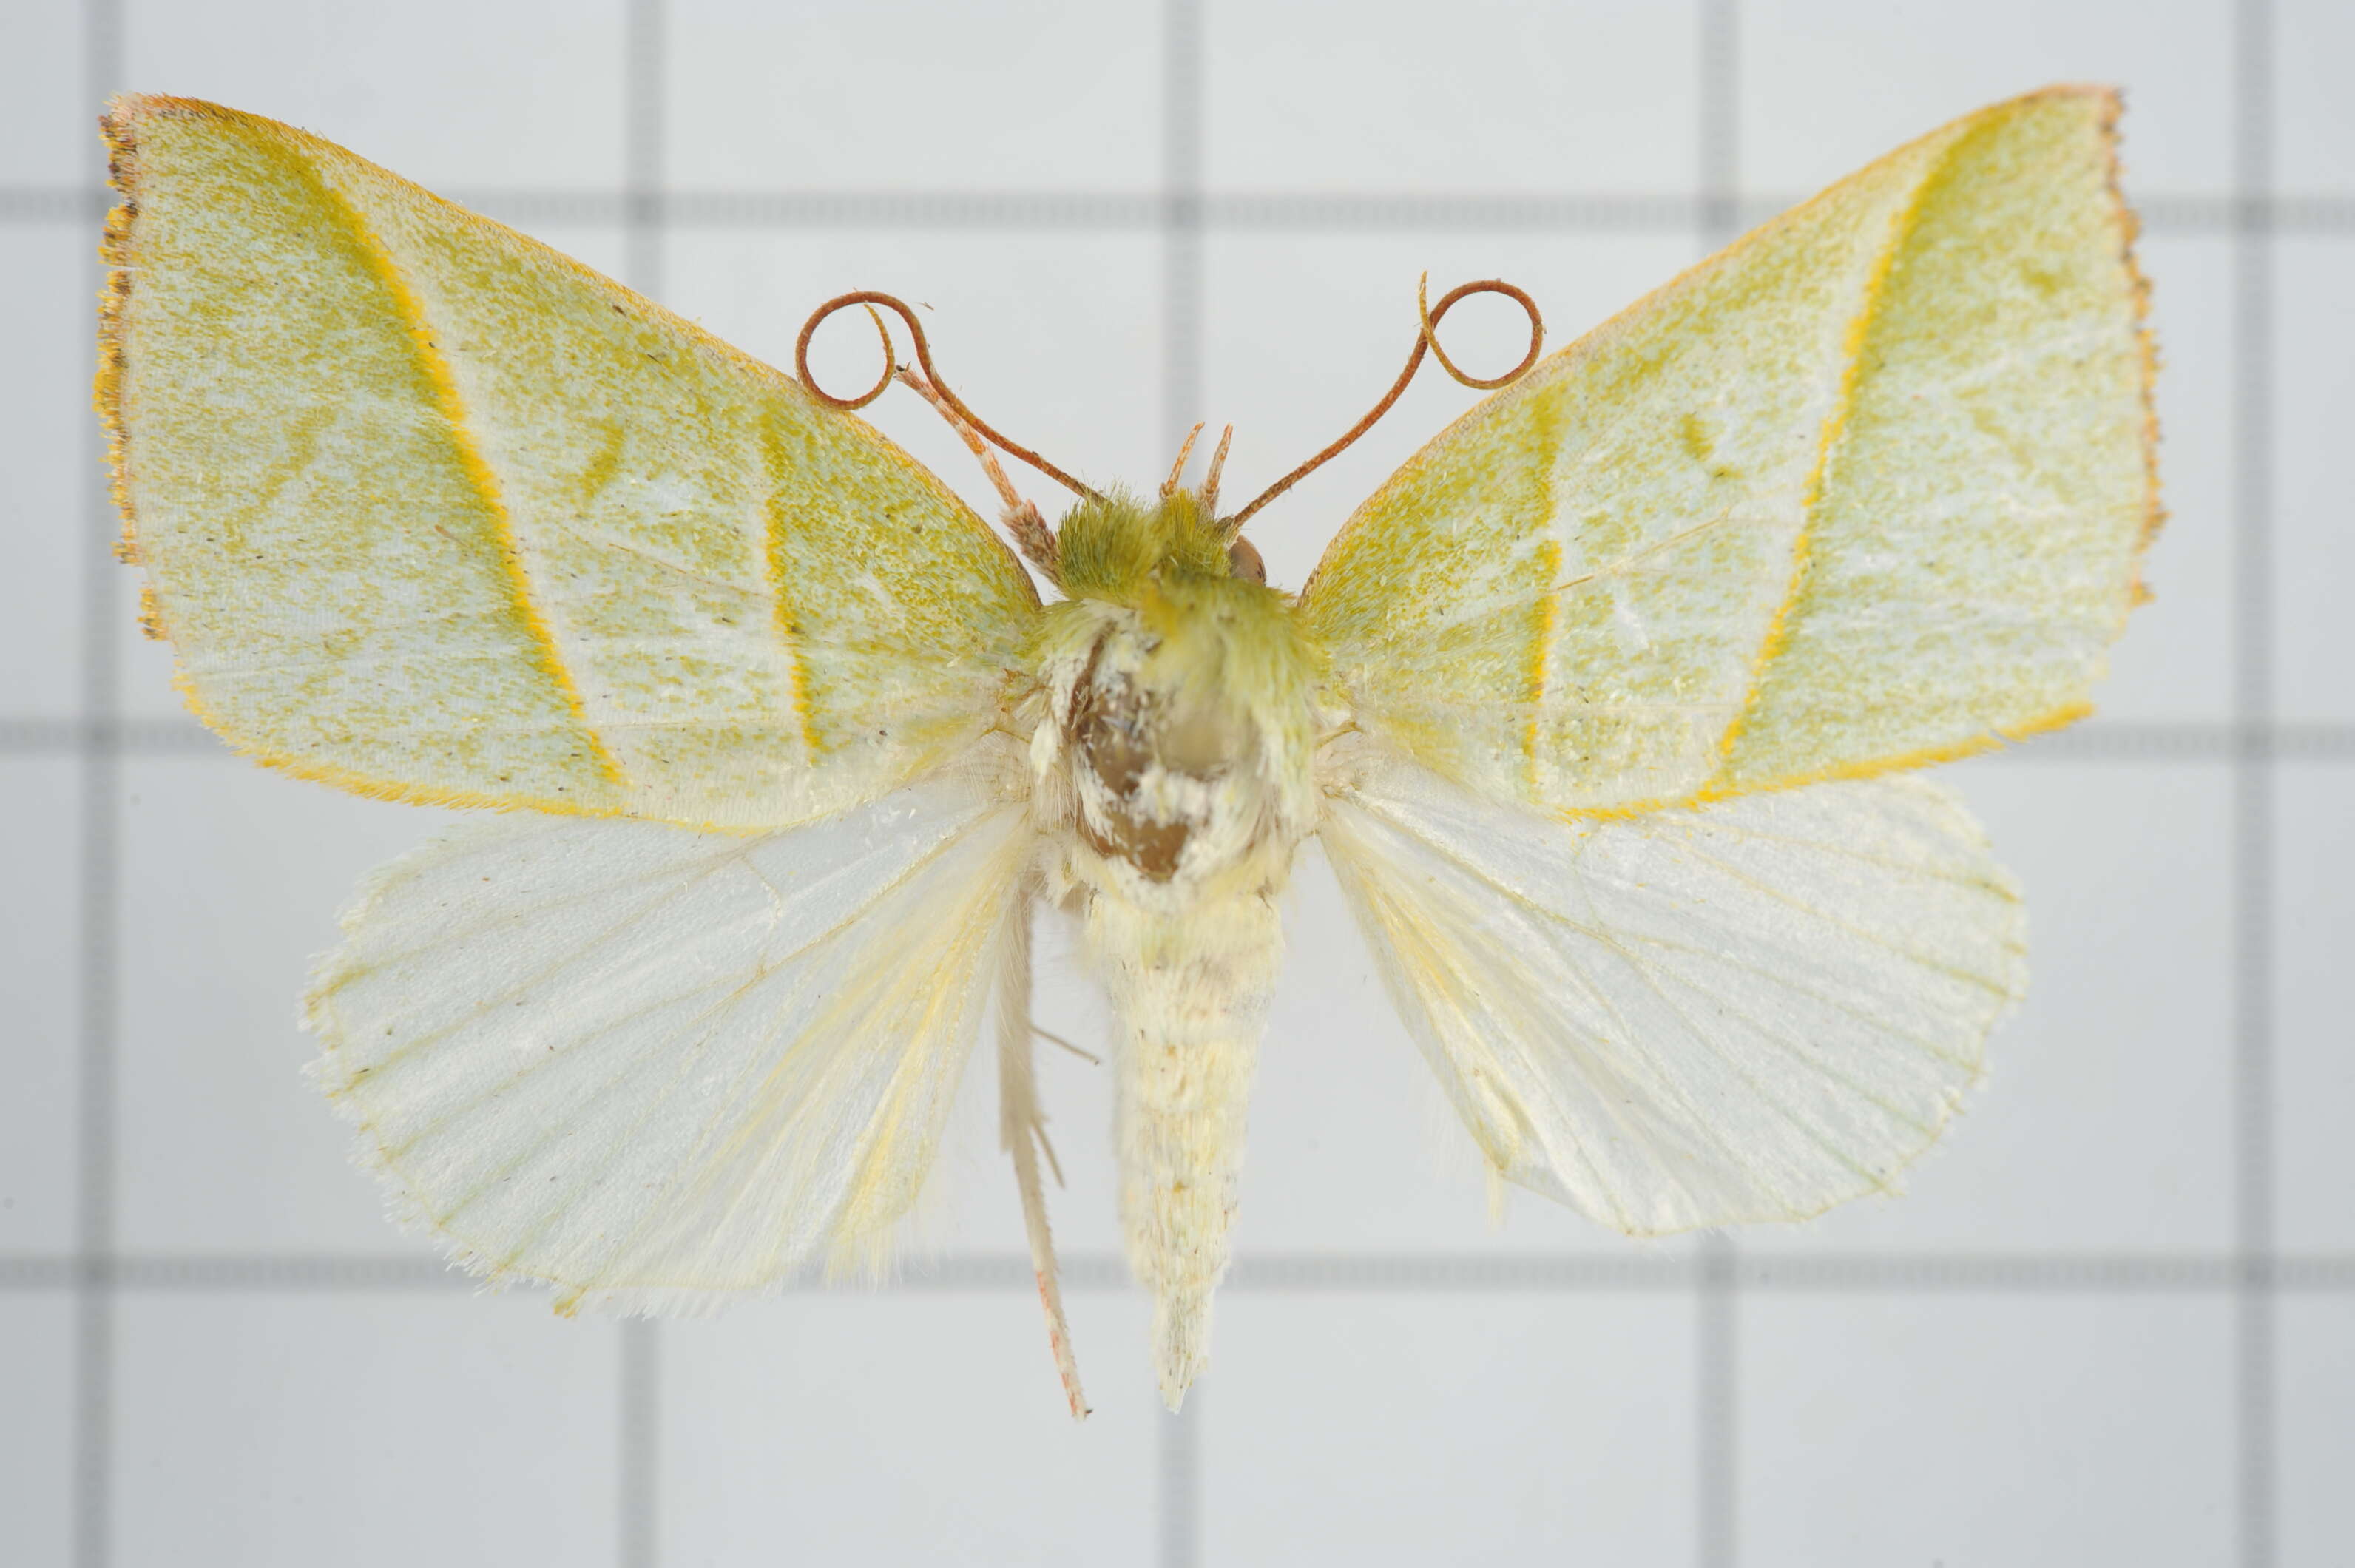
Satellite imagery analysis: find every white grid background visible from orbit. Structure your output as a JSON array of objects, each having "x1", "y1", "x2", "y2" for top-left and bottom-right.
[{"x1": 2, "y1": 1, "x2": 2351, "y2": 1564}]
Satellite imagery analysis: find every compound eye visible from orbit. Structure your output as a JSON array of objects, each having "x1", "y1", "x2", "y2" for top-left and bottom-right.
[{"x1": 1226, "y1": 535, "x2": 1266, "y2": 584}]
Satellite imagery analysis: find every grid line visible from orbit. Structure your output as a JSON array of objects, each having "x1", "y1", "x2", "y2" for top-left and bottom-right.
[
  {"x1": 618, "y1": 1321, "x2": 659, "y2": 1568},
  {"x1": 623, "y1": 0, "x2": 666, "y2": 303},
  {"x1": 1695, "y1": 7, "x2": 1740, "y2": 1564},
  {"x1": 7, "y1": 1249, "x2": 2351, "y2": 1294},
  {"x1": 1160, "y1": 0, "x2": 1206, "y2": 459},
  {"x1": 619, "y1": 7, "x2": 666, "y2": 1565},
  {"x1": 2230, "y1": 4, "x2": 2278, "y2": 1567},
  {"x1": 13, "y1": 716, "x2": 2354, "y2": 761},
  {"x1": 1695, "y1": 1236, "x2": 1737, "y2": 1568},
  {"x1": 1159, "y1": 5, "x2": 1206, "y2": 1565},
  {"x1": 73, "y1": 7, "x2": 124, "y2": 1568},
  {"x1": 1157, "y1": 1405, "x2": 1201, "y2": 1568},
  {"x1": 11, "y1": 185, "x2": 2355, "y2": 234}
]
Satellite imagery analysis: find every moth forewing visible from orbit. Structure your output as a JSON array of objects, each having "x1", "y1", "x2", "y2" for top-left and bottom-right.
[
  {"x1": 1300, "y1": 85, "x2": 2154, "y2": 815},
  {"x1": 101, "y1": 95, "x2": 1038, "y2": 833}
]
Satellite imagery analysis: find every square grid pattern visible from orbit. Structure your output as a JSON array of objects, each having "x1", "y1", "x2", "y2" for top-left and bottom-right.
[{"x1": 3, "y1": 1, "x2": 2351, "y2": 1564}]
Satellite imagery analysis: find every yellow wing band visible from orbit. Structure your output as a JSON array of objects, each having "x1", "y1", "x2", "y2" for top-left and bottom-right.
[
  {"x1": 307, "y1": 156, "x2": 627, "y2": 791},
  {"x1": 1709, "y1": 89, "x2": 2155, "y2": 795}
]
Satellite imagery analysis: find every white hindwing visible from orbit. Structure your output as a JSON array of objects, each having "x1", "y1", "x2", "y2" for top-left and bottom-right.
[
  {"x1": 305, "y1": 748, "x2": 1033, "y2": 1312},
  {"x1": 1317, "y1": 744, "x2": 2027, "y2": 1234}
]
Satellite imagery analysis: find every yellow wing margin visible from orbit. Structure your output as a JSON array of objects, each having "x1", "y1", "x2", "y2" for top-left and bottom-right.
[
  {"x1": 1300, "y1": 87, "x2": 2155, "y2": 814},
  {"x1": 98, "y1": 95, "x2": 1038, "y2": 831}
]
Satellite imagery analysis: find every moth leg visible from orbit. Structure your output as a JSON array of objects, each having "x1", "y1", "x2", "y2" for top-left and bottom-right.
[
  {"x1": 1033, "y1": 1023, "x2": 1101, "y2": 1067},
  {"x1": 896, "y1": 367, "x2": 1060, "y2": 581},
  {"x1": 996, "y1": 888, "x2": 1091, "y2": 1420}
]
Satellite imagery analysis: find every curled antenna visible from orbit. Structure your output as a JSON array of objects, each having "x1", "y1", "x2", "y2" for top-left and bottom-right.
[
  {"x1": 896, "y1": 367, "x2": 1061, "y2": 579},
  {"x1": 1226, "y1": 277, "x2": 1544, "y2": 531},
  {"x1": 796, "y1": 290, "x2": 1104, "y2": 503}
]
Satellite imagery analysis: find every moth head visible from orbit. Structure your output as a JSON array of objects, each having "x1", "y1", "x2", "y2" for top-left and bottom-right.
[{"x1": 1053, "y1": 487, "x2": 1264, "y2": 601}]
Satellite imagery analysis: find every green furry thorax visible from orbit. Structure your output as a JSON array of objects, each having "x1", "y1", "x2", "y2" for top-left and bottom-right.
[
  {"x1": 1053, "y1": 489, "x2": 1233, "y2": 601},
  {"x1": 1029, "y1": 488, "x2": 1327, "y2": 710}
]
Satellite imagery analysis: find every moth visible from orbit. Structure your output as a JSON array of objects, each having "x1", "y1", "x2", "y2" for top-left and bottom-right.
[{"x1": 97, "y1": 87, "x2": 2156, "y2": 1416}]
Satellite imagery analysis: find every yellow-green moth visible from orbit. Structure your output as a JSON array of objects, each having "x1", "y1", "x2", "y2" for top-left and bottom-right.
[{"x1": 96, "y1": 85, "x2": 2157, "y2": 1418}]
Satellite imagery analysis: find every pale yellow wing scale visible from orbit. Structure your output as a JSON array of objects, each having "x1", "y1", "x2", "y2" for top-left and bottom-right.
[
  {"x1": 305, "y1": 746, "x2": 1033, "y2": 1309},
  {"x1": 100, "y1": 95, "x2": 1037, "y2": 829},
  {"x1": 1301, "y1": 87, "x2": 2154, "y2": 812},
  {"x1": 1319, "y1": 743, "x2": 2025, "y2": 1234}
]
